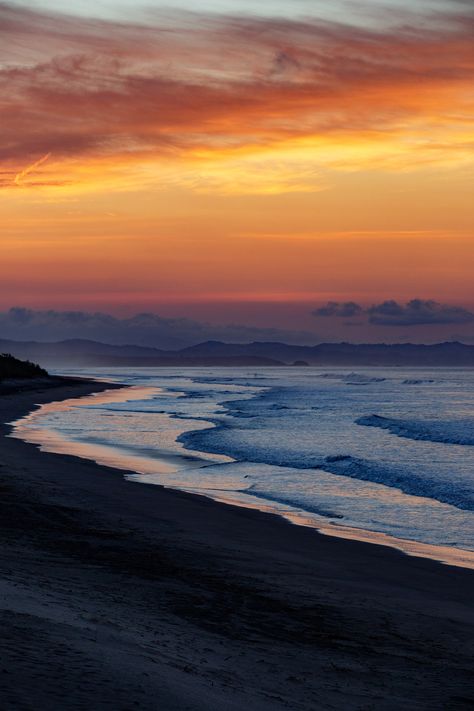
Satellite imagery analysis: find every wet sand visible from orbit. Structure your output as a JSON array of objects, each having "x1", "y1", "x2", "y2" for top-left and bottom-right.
[{"x1": 0, "y1": 378, "x2": 473, "y2": 710}]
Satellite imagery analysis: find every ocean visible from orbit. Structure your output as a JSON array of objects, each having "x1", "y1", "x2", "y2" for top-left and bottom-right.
[{"x1": 11, "y1": 366, "x2": 474, "y2": 558}]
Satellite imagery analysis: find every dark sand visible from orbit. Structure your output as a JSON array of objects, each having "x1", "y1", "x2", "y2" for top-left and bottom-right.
[{"x1": 0, "y1": 379, "x2": 473, "y2": 710}]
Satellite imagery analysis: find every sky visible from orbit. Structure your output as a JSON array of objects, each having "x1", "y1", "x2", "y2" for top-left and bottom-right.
[{"x1": 1, "y1": 0, "x2": 473, "y2": 345}]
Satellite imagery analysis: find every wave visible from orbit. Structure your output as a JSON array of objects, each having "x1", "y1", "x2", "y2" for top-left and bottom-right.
[
  {"x1": 83, "y1": 406, "x2": 167, "y2": 414},
  {"x1": 344, "y1": 373, "x2": 386, "y2": 385},
  {"x1": 247, "y1": 488, "x2": 344, "y2": 520},
  {"x1": 178, "y1": 424, "x2": 474, "y2": 511},
  {"x1": 320, "y1": 454, "x2": 474, "y2": 512},
  {"x1": 356, "y1": 414, "x2": 474, "y2": 446},
  {"x1": 318, "y1": 372, "x2": 386, "y2": 384}
]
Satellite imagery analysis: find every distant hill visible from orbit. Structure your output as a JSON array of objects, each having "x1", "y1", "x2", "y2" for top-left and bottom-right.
[
  {"x1": 0, "y1": 353, "x2": 48, "y2": 381},
  {"x1": 0, "y1": 338, "x2": 473, "y2": 368},
  {"x1": 0, "y1": 339, "x2": 284, "y2": 367},
  {"x1": 178, "y1": 340, "x2": 474, "y2": 366}
]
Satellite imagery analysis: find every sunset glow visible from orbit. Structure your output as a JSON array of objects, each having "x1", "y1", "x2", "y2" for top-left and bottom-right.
[{"x1": 1, "y1": 0, "x2": 473, "y2": 342}]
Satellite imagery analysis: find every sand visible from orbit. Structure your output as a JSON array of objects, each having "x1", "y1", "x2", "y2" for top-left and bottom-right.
[{"x1": 0, "y1": 378, "x2": 473, "y2": 710}]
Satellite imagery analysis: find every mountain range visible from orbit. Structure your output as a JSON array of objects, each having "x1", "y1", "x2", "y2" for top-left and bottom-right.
[{"x1": 1, "y1": 338, "x2": 473, "y2": 367}]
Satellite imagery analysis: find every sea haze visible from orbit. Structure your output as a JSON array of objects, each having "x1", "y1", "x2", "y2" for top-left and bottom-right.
[{"x1": 11, "y1": 367, "x2": 474, "y2": 553}]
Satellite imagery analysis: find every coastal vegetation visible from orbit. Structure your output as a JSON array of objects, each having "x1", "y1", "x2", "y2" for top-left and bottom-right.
[{"x1": 0, "y1": 353, "x2": 48, "y2": 381}]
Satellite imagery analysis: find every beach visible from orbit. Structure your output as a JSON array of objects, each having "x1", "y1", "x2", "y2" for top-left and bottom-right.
[{"x1": 0, "y1": 379, "x2": 473, "y2": 710}]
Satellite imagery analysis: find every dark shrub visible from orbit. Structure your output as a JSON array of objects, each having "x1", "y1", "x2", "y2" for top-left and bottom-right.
[{"x1": 0, "y1": 353, "x2": 48, "y2": 382}]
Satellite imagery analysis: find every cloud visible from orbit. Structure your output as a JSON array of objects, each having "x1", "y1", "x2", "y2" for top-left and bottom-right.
[
  {"x1": 14, "y1": 152, "x2": 51, "y2": 186},
  {"x1": 0, "y1": 2, "x2": 473, "y2": 190},
  {"x1": 367, "y1": 299, "x2": 474, "y2": 326},
  {"x1": 0, "y1": 307, "x2": 317, "y2": 349},
  {"x1": 312, "y1": 301, "x2": 363, "y2": 318},
  {"x1": 312, "y1": 298, "x2": 474, "y2": 326}
]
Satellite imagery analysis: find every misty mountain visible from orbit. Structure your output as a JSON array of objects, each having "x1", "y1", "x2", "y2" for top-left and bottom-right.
[
  {"x1": 1, "y1": 338, "x2": 473, "y2": 368},
  {"x1": 180, "y1": 340, "x2": 474, "y2": 365},
  {"x1": 0, "y1": 339, "x2": 169, "y2": 362}
]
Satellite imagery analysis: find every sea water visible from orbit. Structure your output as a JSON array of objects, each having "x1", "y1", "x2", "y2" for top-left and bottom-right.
[{"x1": 12, "y1": 367, "x2": 474, "y2": 554}]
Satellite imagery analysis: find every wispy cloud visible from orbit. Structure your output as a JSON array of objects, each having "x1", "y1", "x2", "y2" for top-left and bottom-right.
[
  {"x1": 14, "y1": 152, "x2": 51, "y2": 186},
  {"x1": 1, "y1": 1, "x2": 473, "y2": 192},
  {"x1": 312, "y1": 302, "x2": 363, "y2": 318}
]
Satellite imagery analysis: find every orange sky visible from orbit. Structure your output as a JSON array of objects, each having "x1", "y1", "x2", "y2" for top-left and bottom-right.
[{"x1": 0, "y1": 1, "x2": 473, "y2": 341}]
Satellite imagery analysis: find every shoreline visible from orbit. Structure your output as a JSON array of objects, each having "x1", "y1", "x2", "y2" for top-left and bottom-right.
[
  {"x1": 0, "y1": 378, "x2": 473, "y2": 709},
  {"x1": 10, "y1": 378, "x2": 474, "y2": 571}
]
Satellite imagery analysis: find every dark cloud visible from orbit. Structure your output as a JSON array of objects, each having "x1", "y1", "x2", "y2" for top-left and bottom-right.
[
  {"x1": 0, "y1": 307, "x2": 317, "y2": 349},
  {"x1": 312, "y1": 301, "x2": 363, "y2": 318},
  {"x1": 367, "y1": 299, "x2": 474, "y2": 326},
  {"x1": 312, "y1": 299, "x2": 474, "y2": 327}
]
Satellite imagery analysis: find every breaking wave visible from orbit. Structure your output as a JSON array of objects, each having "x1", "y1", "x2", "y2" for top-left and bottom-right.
[{"x1": 356, "y1": 414, "x2": 474, "y2": 446}]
